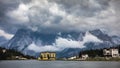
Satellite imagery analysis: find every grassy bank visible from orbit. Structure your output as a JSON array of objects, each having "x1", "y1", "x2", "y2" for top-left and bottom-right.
[{"x1": 85, "y1": 57, "x2": 120, "y2": 61}]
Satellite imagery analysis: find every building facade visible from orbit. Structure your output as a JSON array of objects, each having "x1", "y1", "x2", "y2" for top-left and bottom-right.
[
  {"x1": 103, "y1": 48, "x2": 119, "y2": 57},
  {"x1": 81, "y1": 54, "x2": 89, "y2": 60},
  {"x1": 38, "y1": 52, "x2": 56, "y2": 60}
]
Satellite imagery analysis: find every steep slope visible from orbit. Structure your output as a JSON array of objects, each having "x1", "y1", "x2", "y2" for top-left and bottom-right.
[
  {"x1": 6, "y1": 29, "x2": 33, "y2": 51},
  {"x1": 88, "y1": 29, "x2": 120, "y2": 49},
  {"x1": 0, "y1": 36, "x2": 8, "y2": 47}
]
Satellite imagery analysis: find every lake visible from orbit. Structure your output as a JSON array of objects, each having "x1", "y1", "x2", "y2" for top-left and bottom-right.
[{"x1": 0, "y1": 60, "x2": 120, "y2": 68}]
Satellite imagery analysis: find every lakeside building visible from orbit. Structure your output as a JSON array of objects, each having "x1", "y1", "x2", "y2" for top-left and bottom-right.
[
  {"x1": 0, "y1": 49, "x2": 7, "y2": 53},
  {"x1": 68, "y1": 56, "x2": 77, "y2": 60},
  {"x1": 81, "y1": 54, "x2": 89, "y2": 60},
  {"x1": 103, "y1": 48, "x2": 119, "y2": 57},
  {"x1": 38, "y1": 52, "x2": 56, "y2": 60},
  {"x1": 15, "y1": 56, "x2": 27, "y2": 60},
  {"x1": 2, "y1": 49, "x2": 6, "y2": 53}
]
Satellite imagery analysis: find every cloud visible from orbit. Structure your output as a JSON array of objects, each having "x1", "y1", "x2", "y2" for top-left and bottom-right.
[
  {"x1": 27, "y1": 32, "x2": 102, "y2": 52},
  {"x1": 0, "y1": 29, "x2": 14, "y2": 40},
  {"x1": 0, "y1": 0, "x2": 120, "y2": 36},
  {"x1": 27, "y1": 42, "x2": 59, "y2": 52},
  {"x1": 7, "y1": 3, "x2": 29, "y2": 23}
]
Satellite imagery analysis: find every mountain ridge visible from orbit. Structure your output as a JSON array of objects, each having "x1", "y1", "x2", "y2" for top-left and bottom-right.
[{"x1": 1, "y1": 28, "x2": 120, "y2": 58}]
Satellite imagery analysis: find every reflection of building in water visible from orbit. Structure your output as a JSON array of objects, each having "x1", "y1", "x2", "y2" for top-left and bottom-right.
[
  {"x1": 103, "y1": 48, "x2": 119, "y2": 57},
  {"x1": 38, "y1": 52, "x2": 56, "y2": 60}
]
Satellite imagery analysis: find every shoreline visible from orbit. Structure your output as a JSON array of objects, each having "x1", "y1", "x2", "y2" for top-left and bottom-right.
[{"x1": 1, "y1": 59, "x2": 120, "y2": 62}]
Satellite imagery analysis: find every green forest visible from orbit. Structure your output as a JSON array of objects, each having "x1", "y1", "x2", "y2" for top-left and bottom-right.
[{"x1": 0, "y1": 47, "x2": 35, "y2": 60}]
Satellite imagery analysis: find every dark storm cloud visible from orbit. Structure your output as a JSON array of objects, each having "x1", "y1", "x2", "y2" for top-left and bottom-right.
[
  {"x1": 0, "y1": 0, "x2": 120, "y2": 36},
  {"x1": 49, "y1": 0, "x2": 110, "y2": 17}
]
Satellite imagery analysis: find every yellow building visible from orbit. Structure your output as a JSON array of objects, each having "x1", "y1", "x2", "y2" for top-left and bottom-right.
[{"x1": 38, "y1": 52, "x2": 56, "y2": 60}]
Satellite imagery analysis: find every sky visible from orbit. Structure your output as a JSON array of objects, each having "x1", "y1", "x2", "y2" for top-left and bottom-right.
[{"x1": 0, "y1": 0, "x2": 120, "y2": 40}]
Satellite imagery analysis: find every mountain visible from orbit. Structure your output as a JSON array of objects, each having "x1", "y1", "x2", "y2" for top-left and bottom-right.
[
  {"x1": 1, "y1": 29, "x2": 120, "y2": 58},
  {"x1": 88, "y1": 29, "x2": 120, "y2": 48},
  {"x1": 0, "y1": 47, "x2": 35, "y2": 60},
  {"x1": 0, "y1": 36, "x2": 9, "y2": 48}
]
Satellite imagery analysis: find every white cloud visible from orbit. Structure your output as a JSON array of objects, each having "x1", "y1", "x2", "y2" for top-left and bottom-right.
[
  {"x1": 49, "y1": 3, "x2": 66, "y2": 16},
  {"x1": 27, "y1": 32, "x2": 102, "y2": 52},
  {"x1": 27, "y1": 42, "x2": 59, "y2": 52},
  {"x1": 5, "y1": 0, "x2": 120, "y2": 36},
  {"x1": 54, "y1": 37, "x2": 85, "y2": 49},
  {"x1": 7, "y1": 3, "x2": 29, "y2": 23},
  {"x1": 0, "y1": 29, "x2": 14, "y2": 40}
]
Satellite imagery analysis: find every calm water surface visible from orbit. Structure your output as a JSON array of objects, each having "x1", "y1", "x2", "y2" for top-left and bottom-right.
[{"x1": 0, "y1": 60, "x2": 120, "y2": 68}]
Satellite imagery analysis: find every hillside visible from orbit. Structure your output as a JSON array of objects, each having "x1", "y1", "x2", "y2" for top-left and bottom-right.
[{"x1": 0, "y1": 47, "x2": 35, "y2": 60}]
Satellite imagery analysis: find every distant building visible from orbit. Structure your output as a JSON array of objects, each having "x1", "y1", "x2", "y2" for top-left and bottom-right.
[
  {"x1": 38, "y1": 52, "x2": 56, "y2": 60},
  {"x1": 15, "y1": 56, "x2": 27, "y2": 60},
  {"x1": 81, "y1": 54, "x2": 89, "y2": 59},
  {"x1": 103, "y1": 48, "x2": 119, "y2": 57},
  {"x1": 2, "y1": 49, "x2": 6, "y2": 53},
  {"x1": 68, "y1": 56, "x2": 77, "y2": 60}
]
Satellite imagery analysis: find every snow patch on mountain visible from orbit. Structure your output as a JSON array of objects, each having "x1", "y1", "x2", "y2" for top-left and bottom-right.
[{"x1": 83, "y1": 31, "x2": 103, "y2": 43}]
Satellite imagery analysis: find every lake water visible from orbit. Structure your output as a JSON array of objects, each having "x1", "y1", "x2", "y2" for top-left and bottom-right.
[{"x1": 0, "y1": 60, "x2": 120, "y2": 68}]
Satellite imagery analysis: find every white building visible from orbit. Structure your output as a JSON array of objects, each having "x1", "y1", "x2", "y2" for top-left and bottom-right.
[
  {"x1": 103, "y1": 48, "x2": 119, "y2": 57},
  {"x1": 2, "y1": 49, "x2": 6, "y2": 53},
  {"x1": 81, "y1": 54, "x2": 89, "y2": 59},
  {"x1": 68, "y1": 56, "x2": 77, "y2": 60}
]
